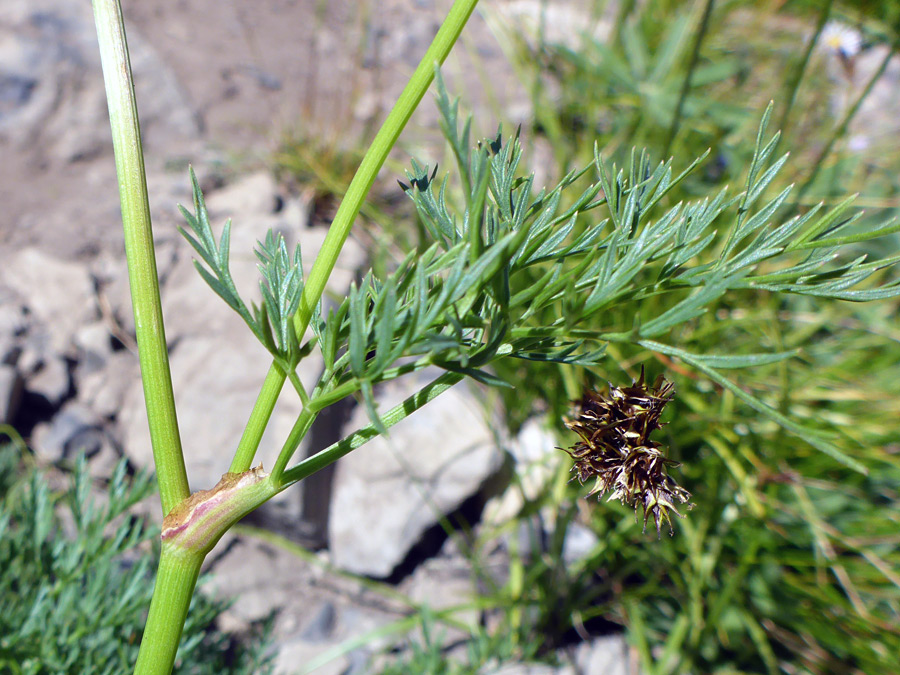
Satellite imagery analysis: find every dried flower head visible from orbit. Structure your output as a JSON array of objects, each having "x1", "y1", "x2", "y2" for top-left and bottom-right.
[{"x1": 561, "y1": 367, "x2": 692, "y2": 535}]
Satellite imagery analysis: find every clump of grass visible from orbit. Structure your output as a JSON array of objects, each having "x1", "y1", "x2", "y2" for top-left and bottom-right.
[
  {"x1": 273, "y1": 133, "x2": 367, "y2": 221},
  {"x1": 0, "y1": 434, "x2": 273, "y2": 674}
]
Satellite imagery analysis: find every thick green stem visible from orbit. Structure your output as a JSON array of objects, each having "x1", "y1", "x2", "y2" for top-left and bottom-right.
[
  {"x1": 93, "y1": 0, "x2": 188, "y2": 515},
  {"x1": 95, "y1": 0, "x2": 479, "y2": 671},
  {"x1": 133, "y1": 547, "x2": 203, "y2": 675},
  {"x1": 137, "y1": 466, "x2": 277, "y2": 674}
]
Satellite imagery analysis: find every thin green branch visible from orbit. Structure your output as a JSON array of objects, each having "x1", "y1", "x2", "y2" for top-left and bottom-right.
[
  {"x1": 291, "y1": 0, "x2": 480, "y2": 341},
  {"x1": 774, "y1": 0, "x2": 832, "y2": 153},
  {"x1": 278, "y1": 371, "x2": 464, "y2": 487},
  {"x1": 230, "y1": 362, "x2": 287, "y2": 473},
  {"x1": 92, "y1": 0, "x2": 188, "y2": 515},
  {"x1": 663, "y1": 0, "x2": 716, "y2": 159},
  {"x1": 287, "y1": 368, "x2": 311, "y2": 406},
  {"x1": 795, "y1": 37, "x2": 898, "y2": 204},
  {"x1": 270, "y1": 404, "x2": 320, "y2": 483}
]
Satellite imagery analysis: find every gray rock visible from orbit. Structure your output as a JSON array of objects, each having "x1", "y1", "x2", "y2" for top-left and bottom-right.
[
  {"x1": 272, "y1": 640, "x2": 349, "y2": 675},
  {"x1": 205, "y1": 536, "x2": 301, "y2": 624},
  {"x1": 329, "y1": 369, "x2": 504, "y2": 577},
  {"x1": 574, "y1": 634, "x2": 633, "y2": 675},
  {"x1": 160, "y1": 171, "x2": 285, "y2": 340},
  {"x1": 25, "y1": 354, "x2": 70, "y2": 406},
  {"x1": 118, "y1": 332, "x2": 309, "y2": 499},
  {"x1": 75, "y1": 350, "x2": 138, "y2": 419},
  {"x1": 162, "y1": 170, "x2": 362, "y2": 340},
  {"x1": 32, "y1": 401, "x2": 104, "y2": 462},
  {"x1": 88, "y1": 243, "x2": 179, "y2": 344},
  {"x1": 74, "y1": 322, "x2": 113, "y2": 373},
  {"x1": 299, "y1": 602, "x2": 336, "y2": 642},
  {"x1": 403, "y1": 553, "x2": 479, "y2": 635},
  {"x1": 562, "y1": 522, "x2": 600, "y2": 567},
  {"x1": 16, "y1": 345, "x2": 45, "y2": 377},
  {"x1": 0, "y1": 0, "x2": 199, "y2": 161},
  {"x1": 483, "y1": 417, "x2": 561, "y2": 527},
  {"x1": 485, "y1": 1, "x2": 612, "y2": 53},
  {"x1": 0, "y1": 302, "x2": 27, "y2": 364},
  {"x1": 0, "y1": 333, "x2": 18, "y2": 367},
  {"x1": 203, "y1": 170, "x2": 283, "y2": 223},
  {"x1": 0, "y1": 248, "x2": 95, "y2": 354},
  {"x1": 0, "y1": 364, "x2": 24, "y2": 424},
  {"x1": 1, "y1": 0, "x2": 206, "y2": 267},
  {"x1": 203, "y1": 534, "x2": 390, "y2": 675}
]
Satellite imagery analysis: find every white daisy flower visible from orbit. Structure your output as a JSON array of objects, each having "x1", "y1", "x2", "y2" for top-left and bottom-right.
[{"x1": 821, "y1": 21, "x2": 862, "y2": 58}]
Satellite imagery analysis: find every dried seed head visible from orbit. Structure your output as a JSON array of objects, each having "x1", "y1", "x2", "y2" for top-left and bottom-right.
[{"x1": 561, "y1": 367, "x2": 692, "y2": 535}]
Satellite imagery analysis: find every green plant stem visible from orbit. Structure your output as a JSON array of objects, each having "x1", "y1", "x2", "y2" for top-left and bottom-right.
[
  {"x1": 270, "y1": 402, "x2": 320, "y2": 482},
  {"x1": 133, "y1": 547, "x2": 204, "y2": 675},
  {"x1": 92, "y1": 0, "x2": 188, "y2": 515},
  {"x1": 233, "y1": 0, "x2": 479, "y2": 475},
  {"x1": 612, "y1": 0, "x2": 638, "y2": 51},
  {"x1": 774, "y1": 0, "x2": 832, "y2": 153},
  {"x1": 663, "y1": 0, "x2": 715, "y2": 159},
  {"x1": 100, "y1": 0, "x2": 478, "y2": 668},
  {"x1": 230, "y1": 362, "x2": 286, "y2": 473},
  {"x1": 279, "y1": 371, "x2": 464, "y2": 487},
  {"x1": 291, "y1": 0, "x2": 480, "y2": 342},
  {"x1": 795, "y1": 39, "x2": 898, "y2": 204}
]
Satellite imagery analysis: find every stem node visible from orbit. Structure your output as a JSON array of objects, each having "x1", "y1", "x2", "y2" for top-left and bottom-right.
[{"x1": 161, "y1": 465, "x2": 275, "y2": 555}]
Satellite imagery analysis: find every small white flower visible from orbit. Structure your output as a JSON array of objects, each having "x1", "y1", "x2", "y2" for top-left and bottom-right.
[
  {"x1": 848, "y1": 134, "x2": 870, "y2": 152},
  {"x1": 822, "y1": 22, "x2": 862, "y2": 58}
]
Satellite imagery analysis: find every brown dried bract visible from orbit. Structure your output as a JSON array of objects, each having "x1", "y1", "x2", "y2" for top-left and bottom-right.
[{"x1": 562, "y1": 367, "x2": 692, "y2": 535}]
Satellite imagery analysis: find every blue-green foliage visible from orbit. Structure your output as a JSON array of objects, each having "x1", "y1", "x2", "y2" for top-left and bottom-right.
[{"x1": 0, "y1": 443, "x2": 272, "y2": 674}]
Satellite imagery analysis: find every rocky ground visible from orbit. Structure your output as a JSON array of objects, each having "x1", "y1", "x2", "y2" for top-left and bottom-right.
[{"x1": 3, "y1": 0, "x2": 897, "y2": 672}]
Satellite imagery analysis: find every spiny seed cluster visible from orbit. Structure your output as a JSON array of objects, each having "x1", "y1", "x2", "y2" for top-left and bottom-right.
[{"x1": 562, "y1": 368, "x2": 692, "y2": 535}]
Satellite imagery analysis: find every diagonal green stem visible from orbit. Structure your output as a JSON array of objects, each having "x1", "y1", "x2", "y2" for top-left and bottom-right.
[
  {"x1": 234, "y1": 0, "x2": 479, "y2": 475},
  {"x1": 663, "y1": 0, "x2": 716, "y2": 159},
  {"x1": 291, "y1": 0, "x2": 480, "y2": 342},
  {"x1": 93, "y1": 0, "x2": 188, "y2": 515},
  {"x1": 795, "y1": 38, "x2": 898, "y2": 204},
  {"x1": 270, "y1": 401, "x2": 320, "y2": 482},
  {"x1": 279, "y1": 371, "x2": 463, "y2": 487},
  {"x1": 230, "y1": 362, "x2": 286, "y2": 473}
]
